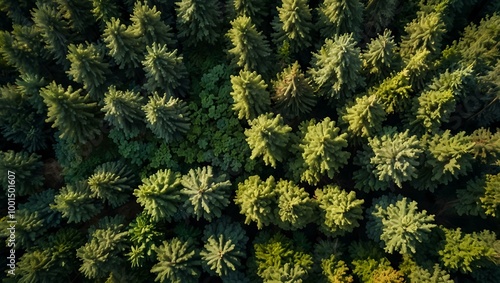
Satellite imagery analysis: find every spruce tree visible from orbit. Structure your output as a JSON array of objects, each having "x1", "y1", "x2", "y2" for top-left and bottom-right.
[
  {"x1": 230, "y1": 69, "x2": 270, "y2": 120},
  {"x1": 91, "y1": 0, "x2": 120, "y2": 24},
  {"x1": 317, "y1": 0, "x2": 363, "y2": 40},
  {"x1": 0, "y1": 150, "x2": 43, "y2": 196},
  {"x1": 180, "y1": 166, "x2": 232, "y2": 221},
  {"x1": 309, "y1": 33, "x2": 364, "y2": 100},
  {"x1": 271, "y1": 0, "x2": 313, "y2": 52},
  {"x1": 66, "y1": 42, "x2": 110, "y2": 100},
  {"x1": 226, "y1": 0, "x2": 268, "y2": 26},
  {"x1": 51, "y1": 181, "x2": 103, "y2": 223},
  {"x1": 40, "y1": 82, "x2": 101, "y2": 144},
  {"x1": 151, "y1": 237, "x2": 201, "y2": 283},
  {"x1": 315, "y1": 185, "x2": 364, "y2": 237},
  {"x1": 470, "y1": 128, "x2": 500, "y2": 164},
  {"x1": 364, "y1": 0, "x2": 397, "y2": 36},
  {"x1": 133, "y1": 169, "x2": 184, "y2": 222},
  {"x1": 400, "y1": 11, "x2": 446, "y2": 61},
  {"x1": 227, "y1": 15, "x2": 272, "y2": 75},
  {"x1": 55, "y1": 0, "x2": 94, "y2": 33},
  {"x1": 362, "y1": 30, "x2": 400, "y2": 83},
  {"x1": 244, "y1": 113, "x2": 292, "y2": 168},
  {"x1": 481, "y1": 173, "x2": 500, "y2": 217},
  {"x1": 142, "y1": 93, "x2": 190, "y2": 142},
  {"x1": 128, "y1": 1, "x2": 176, "y2": 47},
  {"x1": 175, "y1": 0, "x2": 222, "y2": 46},
  {"x1": 102, "y1": 86, "x2": 145, "y2": 136},
  {"x1": 102, "y1": 17, "x2": 142, "y2": 71},
  {"x1": 0, "y1": 25, "x2": 46, "y2": 75},
  {"x1": 142, "y1": 43, "x2": 187, "y2": 94},
  {"x1": 368, "y1": 70, "x2": 412, "y2": 114},
  {"x1": 127, "y1": 212, "x2": 163, "y2": 267},
  {"x1": 341, "y1": 94, "x2": 386, "y2": 139},
  {"x1": 271, "y1": 61, "x2": 316, "y2": 118},
  {"x1": 274, "y1": 179, "x2": 316, "y2": 230}
]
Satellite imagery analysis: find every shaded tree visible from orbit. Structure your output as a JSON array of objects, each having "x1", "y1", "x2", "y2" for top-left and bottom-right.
[
  {"x1": 151, "y1": 237, "x2": 201, "y2": 283},
  {"x1": 271, "y1": 0, "x2": 313, "y2": 52},
  {"x1": 317, "y1": 0, "x2": 363, "y2": 40},
  {"x1": 102, "y1": 85, "x2": 145, "y2": 136},
  {"x1": 102, "y1": 17, "x2": 141, "y2": 71},
  {"x1": 176, "y1": 0, "x2": 222, "y2": 46},
  {"x1": 142, "y1": 43, "x2": 187, "y2": 94},
  {"x1": 51, "y1": 181, "x2": 103, "y2": 223}
]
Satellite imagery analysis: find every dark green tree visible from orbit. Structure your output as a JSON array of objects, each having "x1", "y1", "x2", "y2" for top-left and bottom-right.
[
  {"x1": 180, "y1": 166, "x2": 232, "y2": 221},
  {"x1": 51, "y1": 181, "x2": 103, "y2": 223},
  {"x1": 142, "y1": 43, "x2": 187, "y2": 94},
  {"x1": 226, "y1": 0, "x2": 268, "y2": 26},
  {"x1": 364, "y1": 0, "x2": 397, "y2": 36},
  {"x1": 227, "y1": 15, "x2": 272, "y2": 75},
  {"x1": 175, "y1": 0, "x2": 222, "y2": 46},
  {"x1": 40, "y1": 82, "x2": 101, "y2": 144},
  {"x1": 271, "y1": 61, "x2": 316, "y2": 118},
  {"x1": 315, "y1": 185, "x2": 364, "y2": 237},
  {"x1": 55, "y1": 0, "x2": 94, "y2": 33},
  {"x1": 133, "y1": 169, "x2": 184, "y2": 222},
  {"x1": 0, "y1": 150, "x2": 43, "y2": 196},
  {"x1": 128, "y1": 1, "x2": 176, "y2": 47},
  {"x1": 271, "y1": 0, "x2": 313, "y2": 52},
  {"x1": 274, "y1": 179, "x2": 316, "y2": 230},
  {"x1": 127, "y1": 212, "x2": 163, "y2": 267},
  {"x1": 309, "y1": 33, "x2": 364, "y2": 100},
  {"x1": 142, "y1": 93, "x2": 190, "y2": 142},
  {"x1": 317, "y1": 0, "x2": 363, "y2": 40},
  {"x1": 102, "y1": 86, "x2": 145, "y2": 136},
  {"x1": 470, "y1": 128, "x2": 500, "y2": 164},
  {"x1": 151, "y1": 237, "x2": 201, "y2": 283},
  {"x1": 244, "y1": 113, "x2": 292, "y2": 168},
  {"x1": 91, "y1": 0, "x2": 120, "y2": 24},
  {"x1": 102, "y1": 17, "x2": 142, "y2": 71},
  {"x1": 230, "y1": 69, "x2": 270, "y2": 120}
]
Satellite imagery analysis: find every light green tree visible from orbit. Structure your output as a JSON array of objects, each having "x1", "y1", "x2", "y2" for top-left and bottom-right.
[
  {"x1": 230, "y1": 69, "x2": 270, "y2": 120},
  {"x1": 362, "y1": 30, "x2": 400, "y2": 83},
  {"x1": 102, "y1": 86, "x2": 145, "y2": 136},
  {"x1": 274, "y1": 179, "x2": 315, "y2": 230},
  {"x1": 102, "y1": 17, "x2": 141, "y2": 71},
  {"x1": 128, "y1": 1, "x2": 176, "y2": 47},
  {"x1": 151, "y1": 237, "x2": 201, "y2": 283},
  {"x1": 51, "y1": 181, "x2": 103, "y2": 223},
  {"x1": 341, "y1": 94, "x2": 386, "y2": 139},
  {"x1": 143, "y1": 93, "x2": 190, "y2": 142}
]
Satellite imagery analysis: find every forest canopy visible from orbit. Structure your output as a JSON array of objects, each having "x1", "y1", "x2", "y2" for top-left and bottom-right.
[{"x1": 0, "y1": 0, "x2": 499, "y2": 282}]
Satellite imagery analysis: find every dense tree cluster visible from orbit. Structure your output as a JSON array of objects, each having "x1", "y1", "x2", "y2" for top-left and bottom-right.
[{"x1": 0, "y1": 0, "x2": 499, "y2": 282}]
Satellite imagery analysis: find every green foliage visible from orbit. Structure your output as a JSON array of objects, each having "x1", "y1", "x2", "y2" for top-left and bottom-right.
[
  {"x1": 102, "y1": 17, "x2": 141, "y2": 70},
  {"x1": 341, "y1": 94, "x2": 386, "y2": 138},
  {"x1": 227, "y1": 15, "x2": 272, "y2": 74},
  {"x1": 401, "y1": 258, "x2": 453, "y2": 283},
  {"x1": 0, "y1": 150, "x2": 43, "y2": 196},
  {"x1": 362, "y1": 30, "x2": 400, "y2": 83},
  {"x1": 55, "y1": 0, "x2": 94, "y2": 32},
  {"x1": 66, "y1": 42, "x2": 110, "y2": 99},
  {"x1": 470, "y1": 128, "x2": 500, "y2": 163},
  {"x1": 230, "y1": 69, "x2": 270, "y2": 120},
  {"x1": 0, "y1": 25, "x2": 46, "y2": 74},
  {"x1": 176, "y1": 0, "x2": 222, "y2": 46},
  {"x1": 234, "y1": 175, "x2": 276, "y2": 229},
  {"x1": 271, "y1": 0, "x2": 313, "y2": 52},
  {"x1": 455, "y1": 175, "x2": 488, "y2": 218},
  {"x1": 226, "y1": 0, "x2": 268, "y2": 26},
  {"x1": 40, "y1": 82, "x2": 101, "y2": 144},
  {"x1": 127, "y1": 212, "x2": 162, "y2": 267},
  {"x1": 142, "y1": 92, "x2": 190, "y2": 142},
  {"x1": 91, "y1": 0, "x2": 120, "y2": 23},
  {"x1": 133, "y1": 169, "x2": 183, "y2": 222},
  {"x1": 245, "y1": 113, "x2": 292, "y2": 167},
  {"x1": 315, "y1": 185, "x2": 364, "y2": 236},
  {"x1": 481, "y1": 173, "x2": 500, "y2": 217},
  {"x1": 271, "y1": 61, "x2": 316, "y2": 118},
  {"x1": 274, "y1": 179, "x2": 315, "y2": 230},
  {"x1": 142, "y1": 43, "x2": 187, "y2": 94},
  {"x1": 400, "y1": 11, "x2": 446, "y2": 60},
  {"x1": 309, "y1": 34, "x2": 364, "y2": 99},
  {"x1": 51, "y1": 181, "x2": 103, "y2": 223},
  {"x1": 151, "y1": 237, "x2": 201, "y2": 283},
  {"x1": 319, "y1": 254, "x2": 354, "y2": 283},
  {"x1": 180, "y1": 166, "x2": 232, "y2": 220},
  {"x1": 128, "y1": 1, "x2": 175, "y2": 47},
  {"x1": 364, "y1": 0, "x2": 397, "y2": 35},
  {"x1": 438, "y1": 228, "x2": 497, "y2": 273},
  {"x1": 296, "y1": 117, "x2": 350, "y2": 185},
  {"x1": 102, "y1": 86, "x2": 145, "y2": 135},
  {"x1": 317, "y1": 0, "x2": 363, "y2": 40}
]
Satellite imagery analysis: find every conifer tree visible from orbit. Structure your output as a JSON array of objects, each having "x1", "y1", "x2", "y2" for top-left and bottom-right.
[
  {"x1": 142, "y1": 93, "x2": 190, "y2": 143},
  {"x1": 0, "y1": 150, "x2": 43, "y2": 196},
  {"x1": 319, "y1": 254, "x2": 354, "y2": 283},
  {"x1": 470, "y1": 128, "x2": 500, "y2": 164},
  {"x1": 51, "y1": 181, "x2": 103, "y2": 223},
  {"x1": 271, "y1": 61, "x2": 316, "y2": 118},
  {"x1": 16, "y1": 73, "x2": 48, "y2": 115},
  {"x1": 362, "y1": 30, "x2": 400, "y2": 83},
  {"x1": 455, "y1": 175, "x2": 489, "y2": 219},
  {"x1": 341, "y1": 94, "x2": 386, "y2": 139},
  {"x1": 66, "y1": 42, "x2": 110, "y2": 100},
  {"x1": 244, "y1": 113, "x2": 292, "y2": 168},
  {"x1": 151, "y1": 237, "x2": 201, "y2": 283},
  {"x1": 234, "y1": 175, "x2": 277, "y2": 229},
  {"x1": 91, "y1": 0, "x2": 120, "y2": 24},
  {"x1": 271, "y1": 0, "x2": 313, "y2": 52},
  {"x1": 317, "y1": 0, "x2": 363, "y2": 40},
  {"x1": 102, "y1": 86, "x2": 145, "y2": 136},
  {"x1": 128, "y1": 1, "x2": 176, "y2": 47},
  {"x1": 55, "y1": 0, "x2": 94, "y2": 33},
  {"x1": 40, "y1": 82, "x2": 101, "y2": 144},
  {"x1": 297, "y1": 117, "x2": 350, "y2": 185},
  {"x1": 368, "y1": 70, "x2": 412, "y2": 114},
  {"x1": 274, "y1": 179, "x2": 315, "y2": 230},
  {"x1": 133, "y1": 169, "x2": 184, "y2": 222},
  {"x1": 127, "y1": 212, "x2": 163, "y2": 267},
  {"x1": 226, "y1": 0, "x2": 268, "y2": 26},
  {"x1": 230, "y1": 69, "x2": 270, "y2": 120},
  {"x1": 175, "y1": 0, "x2": 222, "y2": 46},
  {"x1": 227, "y1": 15, "x2": 272, "y2": 75},
  {"x1": 102, "y1": 17, "x2": 142, "y2": 71},
  {"x1": 315, "y1": 185, "x2": 364, "y2": 237},
  {"x1": 309, "y1": 33, "x2": 364, "y2": 100},
  {"x1": 0, "y1": 25, "x2": 46, "y2": 75},
  {"x1": 481, "y1": 173, "x2": 500, "y2": 217},
  {"x1": 353, "y1": 144, "x2": 390, "y2": 192},
  {"x1": 400, "y1": 11, "x2": 446, "y2": 60},
  {"x1": 364, "y1": 0, "x2": 397, "y2": 36},
  {"x1": 142, "y1": 43, "x2": 187, "y2": 94},
  {"x1": 201, "y1": 217, "x2": 248, "y2": 277},
  {"x1": 180, "y1": 166, "x2": 232, "y2": 221}
]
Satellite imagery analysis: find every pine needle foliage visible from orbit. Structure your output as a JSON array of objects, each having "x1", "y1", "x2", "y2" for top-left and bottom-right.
[
  {"x1": 317, "y1": 0, "x2": 364, "y2": 40},
  {"x1": 128, "y1": 1, "x2": 176, "y2": 47},
  {"x1": 151, "y1": 237, "x2": 201, "y2": 283},
  {"x1": 102, "y1": 17, "x2": 141, "y2": 70},
  {"x1": 142, "y1": 43, "x2": 187, "y2": 94},
  {"x1": 230, "y1": 69, "x2": 270, "y2": 120},
  {"x1": 481, "y1": 173, "x2": 500, "y2": 217},
  {"x1": 0, "y1": 150, "x2": 43, "y2": 196},
  {"x1": 400, "y1": 11, "x2": 446, "y2": 60},
  {"x1": 341, "y1": 94, "x2": 386, "y2": 138},
  {"x1": 180, "y1": 166, "x2": 232, "y2": 221},
  {"x1": 364, "y1": 0, "x2": 397, "y2": 36},
  {"x1": 102, "y1": 86, "x2": 145, "y2": 135},
  {"x1": 362, "y1": 30, "x2": 400, "y2": 83},
  {"x1": 175, "y1": 0, "x2": 222, "y2": 46},
  {"x1": 226, "y1": 0, "x2": 268, "y2": 26},
  {"x1": 274, "y1": 179, "x2": 316, "y2": 230},
  {"x1": 51, "y1": 181, "x2": 103, "y2": 223},
  {"x1": 271, "y1": 0, "x2": 313, "y2": 52}
]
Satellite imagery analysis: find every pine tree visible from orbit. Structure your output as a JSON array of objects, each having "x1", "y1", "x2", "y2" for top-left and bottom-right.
[
  {"x1": 319, "y1": 254, "x2": 354, "y2": 283},
  {"x1": 102, "y1": 86, "x2": 145, "y2": 136},
  {"x1": 341, "y1": 94, "x2": 386, "y2": 138},
  {"x1": 271, "y1": 0, "x2": 313, "y2": 52},
  {"x1": 364, "y1": 0, "x2": 397, "y2": 36},
  {"x1": 274, "y1": 179, "x2": 315, "y2": 230},
  {"x1": 470, "y1": 128, "x2": 500, "y2": 164},
  {"x1": 309, "y1": 33, "x2": 364, "y2": 100},
  {"x1": 0, "y1": 150, "x2": 43, "y2": 196},
  {"x1": 66, "y1": 42, "x2": 110, "y2": 100},
  {"x1": 227, "y1": 15, "x2": 272, "y2": 75},
  {"x1": 230, "y1": 69, "x2": 270, "y2": 120},
  {"x1": 40, "y1": 82, "x2": 101, "y2": 144},
  {"x1": 244, "y1": 113, "x2": 292, "y2": 168},
  {"x1": 317, "y1": 0, "x2": 363, "y2": 40},
  {"x1": 455, "y1": 175, "x2": 488, "y2": 218},
  {"x1": 102, "y1": 17, "x2": 142, "y2": 71},
  {"x1": 55, "y1": 0, "x2": 94, "y2": 33},
  {"x1": 51, "y1": 181, "x2": 103, "y2": 223},
  {"x1": 142, "y1": 43, "x2": 187, "y2": 94},
  {"x1": 127, "y1": 212, "x2": 163, "y2": 267},
  {"x1": 271, "y1": 61, "x2": 316, "y2": 118},
  {"x1": 234, "y1": 175, "x2": 277, "y2": 229},
  {"x1": 400, "y1": 11, "x2": 446, "y2": 61},
  {"x1": 368, "y1": 70, "x2": 412, "y2": 114},
  {"x1": 142, "y1": 93, "x2": 190, "y2": 142},
  {"x1": 91, "y1": 0, "x2": 120, "y2": 24},
  {"x1": 481, "y1": 173, "x2": 500, "y2": 217},
  {"x1": 180, "y1": 166, "x2": 232, "y2": 221},
  {"x1": 151, "y1": 237, "x2": 201, "y2": 283},
  {"x1": 297, "y1": 117, "x2": 350, "y2": 185},
  {"x1": 133, "y1": 169, "x2": 184, "y2": 222},
  {"x1": 362, "y1": 30, "x2": 400, "y2": 83},
  {"x1": 226, "y1": 0, "x2": 268, "y2": 26},
  {"x1": 315, "y1": 185, "x2": 364, "y2": 237},
  {"x1": 175, "y1": 0, "x2": 222, "y2": 46},
  {"x1": 128, "y1": 1, "x2": 176, "y2": 47}
]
